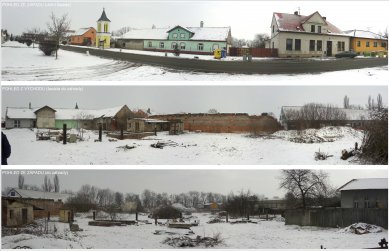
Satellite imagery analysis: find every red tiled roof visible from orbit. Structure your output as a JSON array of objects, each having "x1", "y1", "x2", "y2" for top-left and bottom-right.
[{"x1": 274, "y1": 11, "x2": 343, "y2": 35}]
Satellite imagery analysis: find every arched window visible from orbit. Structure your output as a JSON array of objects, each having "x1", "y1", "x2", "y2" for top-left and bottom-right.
[
  {"x1": 180, "y1": 42, "x2": 186, "y2": 50},
  {"x1": 160, "y1": 42, "x2": 164, "y2": 48},
  {"x1": 171, "y1": 42, "x2": 177, "y2": 49}
]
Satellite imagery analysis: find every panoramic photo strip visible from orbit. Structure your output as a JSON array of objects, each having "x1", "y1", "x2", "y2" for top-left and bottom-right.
[
  {"x1": 1, "y1": 169, "x2": 388, "y2": 249},
  {"x1": 1, "y1": 85, "x2": 387, "y2": 165},
  {"x1": 1, "y1": 1, "x2": 388, "y2": 81}
]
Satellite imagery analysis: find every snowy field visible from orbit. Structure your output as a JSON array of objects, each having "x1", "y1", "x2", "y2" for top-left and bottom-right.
[
  {"x1": 4, "y1": 127, "x2": 363, "y2": 165},
  {"x1": 2, "y1": 212, "x2": 387, "y2": 249},
  {"x1": 2, "y1": 41, "x2": 388, "y2": 81}
]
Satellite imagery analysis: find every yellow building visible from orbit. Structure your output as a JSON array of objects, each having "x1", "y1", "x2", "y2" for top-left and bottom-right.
[
  {"x1": 96, "y1": 8, "x2": 111, "y2": 49},
  {"x1": 345, "y1": 30, "x2": 388, "y2": 57}
]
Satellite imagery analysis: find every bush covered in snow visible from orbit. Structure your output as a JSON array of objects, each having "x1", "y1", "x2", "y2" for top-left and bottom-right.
[{"x1": 338, "y1": 223, "x2": 383, "y2": 234}]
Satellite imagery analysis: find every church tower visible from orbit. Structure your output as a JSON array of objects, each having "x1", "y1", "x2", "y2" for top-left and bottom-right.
[{"x1": 96, "y1": 8, "x2": 111, "y2": 49}]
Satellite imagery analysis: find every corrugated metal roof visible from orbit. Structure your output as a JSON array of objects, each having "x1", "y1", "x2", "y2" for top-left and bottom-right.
[{"x1": 338, "y1": 178, "x2": 388, "y2": 191}]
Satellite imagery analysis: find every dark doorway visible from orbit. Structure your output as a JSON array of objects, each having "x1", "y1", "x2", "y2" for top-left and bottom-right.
[
  {"x1": 326, "y1": 41, "x2": 332, "y2": 56},
  {"x1": 22, "y1": 208, "x2": 28, "y2": 224}
]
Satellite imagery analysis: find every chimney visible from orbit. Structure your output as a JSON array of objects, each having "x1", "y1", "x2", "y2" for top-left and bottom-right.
[
  {"x1": 294, "y1": 11, "x2": 298, "y2": 15},
  {"x1": 29, "y1": 102, "x2": 31, "y2": 109},
  {"x1": 323, "y1": 17, "x2": 326, "y2": 20},
  {"x1": 200, "y1": 21, "x2": 204, "y2": 28}
]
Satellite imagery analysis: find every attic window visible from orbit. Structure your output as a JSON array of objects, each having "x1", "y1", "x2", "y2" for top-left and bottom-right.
[
  {"x1": 173, "y1": 33, "x2": 178, "y2": 38},
  {"x1": 10, "y1": 191, "x2": 16, "y2": 196},
  {"x1": 310, "y1": 25, "x2": 315, "y2": 32},
  {"x1": 180, "y1": 33, "x2": 185, "y2": 38}
]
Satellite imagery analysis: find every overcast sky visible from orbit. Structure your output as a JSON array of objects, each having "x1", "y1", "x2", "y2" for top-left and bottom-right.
[
  {"x1": 1, "y1": 85, "x2": 387, "y2": 118},
  {"x1": 2, "y1": 1, "x2": 388, "y2": 39},
  {"x1": 1, "y1": 169, "x2": 387, "y2": 198}
]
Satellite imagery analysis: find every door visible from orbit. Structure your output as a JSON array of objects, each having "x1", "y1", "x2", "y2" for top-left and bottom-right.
[
  {"x1": 22, "y1": 208, "x2": 28, "y2": 224},
  {"x1": 326, "y1": 41, "x2": 332, "y2": 56}
]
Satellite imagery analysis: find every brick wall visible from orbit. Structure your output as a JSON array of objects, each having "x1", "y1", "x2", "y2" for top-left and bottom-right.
[{"x1": 150, "y1": 113, "x2": 280, "y2": 133}]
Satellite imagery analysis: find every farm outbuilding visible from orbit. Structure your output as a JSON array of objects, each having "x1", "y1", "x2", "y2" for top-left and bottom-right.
[
  {"x1": 2, "y1": 197, "x2": 34, "y2": 227},
  {"x1": 127, "y1": 118, "x2": 169, "y2": 133},
  {"x1": 338, "y1": 178, "x2": 388, "y2": 209},
  {"x1": 70, "y1": 27, "x2": 96, "y2": 46},
  {"x1": 59, "y1": 209, "x2": 74, "y2": 223}
]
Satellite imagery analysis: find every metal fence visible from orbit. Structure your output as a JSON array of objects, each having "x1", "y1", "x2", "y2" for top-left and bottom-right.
[{"x1": 229, "y1": 47, "x2": 278, "y2": 57}]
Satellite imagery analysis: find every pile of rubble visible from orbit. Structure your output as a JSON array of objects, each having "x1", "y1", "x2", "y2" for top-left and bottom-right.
[{"x1": 339, "y1": 223, "x2": 384, "y2": 234}]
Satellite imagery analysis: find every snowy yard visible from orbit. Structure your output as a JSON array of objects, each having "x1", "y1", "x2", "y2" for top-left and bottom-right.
[
  {"x1": 2, "y1": 42, "x2": 388, "y2": 81},
  {"x1": 4, "y1": 127, "x2": 363, "y2": 165},
  {"x1": 2, "y1": 213, "x2": 387, "y2": 249}
]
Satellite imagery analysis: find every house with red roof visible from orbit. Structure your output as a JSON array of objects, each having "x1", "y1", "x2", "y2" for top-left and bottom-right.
[{"x1": 269, "y1": 11, "x2": 350, "y2": 57}]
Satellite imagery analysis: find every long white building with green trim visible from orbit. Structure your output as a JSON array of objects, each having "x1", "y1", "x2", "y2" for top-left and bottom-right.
[{"x1": 117, "y1": 22, "x2": 232, "y2": 55}]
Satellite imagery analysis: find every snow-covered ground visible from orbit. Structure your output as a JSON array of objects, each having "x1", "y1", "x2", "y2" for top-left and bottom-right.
[
  {"x1": 2, "y1": 41, "x2": 388, "y2": 81},
  {"x1": 4, "y1": 127, "x2": 363, "y2": 165},
  {"x1": 2, "y1": 213, "x2": 386, "y2": 249}
]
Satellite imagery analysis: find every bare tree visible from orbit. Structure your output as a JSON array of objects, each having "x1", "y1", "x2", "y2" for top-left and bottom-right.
[
  {"x1": 18, "y1": 174, "x2": 25, "y2": 189},
  {"x1": 208, "y1": 108, "x2": 218, "y2": 114},
  {"x1": 54, "y1": 174, "x2": 60, "y2": 193},
  {"x1": 75, "y1": 112, "x2": 93, "y2": 140},
  {"x1": 343, "y1": 95, "x2": 350, "y2": 109},
  {"x1": 252, "y1": 33, "x2": 270, "y2": 48},
  {"x1": 377, "y1": 94, "x2": 383, "y2": 111},
  {"x1": 360, "y1": 109, "x2": 388, "y2": 164},
  {"x1": 279, "y1": 170, "x2": 329, "y2": 209},
  {"x1": 46, "y1": 12, "x2": 70, "y2": 59}
]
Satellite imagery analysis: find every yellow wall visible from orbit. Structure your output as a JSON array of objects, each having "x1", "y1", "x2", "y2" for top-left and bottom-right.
[
  {"x1": 96, "y1": 35, "x2": 111, "y2": 48},
  {"x1": 351, "y1": 37, "x2": 387, "y2": 54}
]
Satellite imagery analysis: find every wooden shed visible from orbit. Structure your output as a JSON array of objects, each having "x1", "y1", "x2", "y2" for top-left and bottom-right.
[{"x1": 169, "y1": 119, "x2": 184, "y2": 135}]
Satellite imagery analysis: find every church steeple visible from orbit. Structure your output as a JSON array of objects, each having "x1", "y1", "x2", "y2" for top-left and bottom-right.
[{"x1": 96, "y1": 8, "x2": 111, "y2": 49}]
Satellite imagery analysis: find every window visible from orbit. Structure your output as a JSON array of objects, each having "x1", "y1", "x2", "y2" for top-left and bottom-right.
[
  {"x1": 10, "y1": 210, "x2": 14, "y2": 219},
  {"x1": 337, "y1": 41, "x2": 345, "y2": 51},
  {"x1": 366, "y1": 41, "x2": 370, "y2": 47},
  {"x1": 317, "y1": 40, "x2": 322, "y2": 51},
  {"x1": 311, "y1": 25, "x2": 315, "y2": 32},
  {"x1": 309, "y1": 40, "x2": 315, "y2": 51},
  {"x1": 14, "y1": 120, "x2": 20, "y2": 128},
  {"x1": 180, "y1": 42, "x2": 186, "y2": 50},
  {"x1": 10, "y1": 191, "x2": 15, "y2": 196},
  {"x1": 382, "y1": 42, "x2": 387, "y2": 48},
  {"x1": 159, "y1": 42, "x2": 164, "y2": 49},
  {"x1": 173, "y1": 33, "x2": 178, "y2": 38},
  {"x1": 198, "y1": 43, "x2": 204, "y2": 50},
  {"x1": 148, "y1": 41, "x2": 152, "y2": 48},
  {"x1": 353, "y1": 201, "x2": 359, "y2": 208},
  {"x1": 272, "y1": 25, "x2": 275, "y2": 33},
  {"x1": 317, "y1": 26, "x2": 321, "y2": 33},
  {"x1": 286, "y1": 39, "x2": 293, "y2": 51},
  {"x1": 212, "y1": 44, "x2": 219, "y2": 50},
  {"x1": 373, "y1": 41, "x2": 378, "y2": 47},
  {"x1": 294, "y1": 39, "x2": 301, "y2": 51},
  {"x1": 180, "y1": 33, "x2": 185, "y2": 38},
  {"x1": 364, "y1": 196, "x2": 369, "y2": 208},
  {"x1": 272, "y1": 42, "x2": 274, "y2": 48},
  {"x1": 98, "y1": 23, "x2": 101, "y2": 32},
  {"x1": 357, "y1": 41, "x2": 361, "y2": 47},
  {"x1": 171, "y1": 42, "x2": 177, "y2": 49}
]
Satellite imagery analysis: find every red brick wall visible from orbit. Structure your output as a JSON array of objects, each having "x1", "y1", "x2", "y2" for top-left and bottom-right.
[{"x1": 150, "y1": 114, "x2": 280, "y2": 133}]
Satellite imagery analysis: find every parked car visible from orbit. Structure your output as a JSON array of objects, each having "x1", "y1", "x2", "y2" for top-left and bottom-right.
[{"x1": 335, "y1": 51, "x2": 357, "y2": 58}]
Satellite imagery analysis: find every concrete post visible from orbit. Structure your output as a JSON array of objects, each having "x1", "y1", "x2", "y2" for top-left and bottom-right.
[{"x1": 99, "y1": 125, "x2": 102, "y2": 142}]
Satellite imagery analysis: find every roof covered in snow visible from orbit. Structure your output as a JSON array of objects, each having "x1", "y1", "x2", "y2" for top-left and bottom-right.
[
  {"x1": 73, "y1": 27, "x2": 94, "y2": 36},
  {"x1": 338, "y1": 178, "x2": 388, "y2": 191},
  {"x1": 122, "y1": 26, "x2": 230, "y2": 41},
  {"x1": 6, "y1": 107, "x2": 37, "y2": 119},
  {"x1": 6, "y1": 106, "x2": 127, "y2": 120},
  {"x1": 131, "y1": 118, "x2": 168, "y2": 123},
  {"x1": 7, "y1": 188, "x2": 72, "y2": 201},
  {"x1": 343, "y1": 30, "x2": 387, "y2": 40},
  {"x1": 281, "y1": 106, "x2": 371, "y2": 121},
  {"x1": 273, "y1": 11, "x2": 344, "y2": 35}
]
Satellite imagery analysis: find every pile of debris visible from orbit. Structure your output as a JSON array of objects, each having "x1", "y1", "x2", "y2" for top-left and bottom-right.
[
  {"x1": 116, "y1": 144, "x2": 136, "y2": 151},
  {"x1": 207, "y1": 218, "x2": 225, "y2": 224},
  {"x1": 339, "y1": 223, "x2": 384, "y2": 234},
  {"x1": 163, "y1": 234, "x2": 222, "y2": 248},
  {"x1": 314, "y1": 149, "x2": 333, "y2": 160}
]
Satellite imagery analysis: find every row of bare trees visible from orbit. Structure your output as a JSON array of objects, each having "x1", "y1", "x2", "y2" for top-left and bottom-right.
[{"x1": 17, "y1": 174, "x2": 60, "y2": 193}]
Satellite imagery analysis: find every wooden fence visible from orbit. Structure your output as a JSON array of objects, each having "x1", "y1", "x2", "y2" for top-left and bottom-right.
[
  {"x1": 229, "y1": 47, "x2": 278, "y2": 57},
  {"x1": 285, "y1": 208, "x2": 388, "y2": 229}
]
